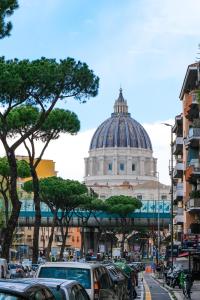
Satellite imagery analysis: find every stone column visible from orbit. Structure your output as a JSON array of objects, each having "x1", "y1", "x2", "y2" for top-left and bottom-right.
[
  {"x1": 127, "y1": 157, "x2": 132, "y2": 175},
  {"x1": 139, "y1": 157, "x2": 145, "y2": 176},
  {"x1": 84, "y1": 158, "x2": 88, "y2": 177},
  {"x1": 89, "y1": 158, "x2": 93, "y2": 176},
  {"x1": 113, "y1": 156, "x2": 118, "y2": 175},
  {"x1": 99, "y1": 156, "x2": 104, "y2": 175}
]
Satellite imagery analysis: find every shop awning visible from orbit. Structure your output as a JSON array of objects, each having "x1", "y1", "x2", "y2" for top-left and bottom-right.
[{"x1": 178, "y1": 252, "x2": 189, "y2": 257}]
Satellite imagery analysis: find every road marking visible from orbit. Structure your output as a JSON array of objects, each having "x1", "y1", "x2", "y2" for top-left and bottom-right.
[{"x1": 143, "y1": 277, "x2": 152, "y2": 300}]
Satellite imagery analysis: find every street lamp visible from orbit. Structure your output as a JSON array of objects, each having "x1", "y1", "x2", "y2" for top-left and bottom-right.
[
  {"x1": 162, "y1": 123, "x2": 174, "y2": 268},
  {"x1": 155, "y1": 171, "x2": 160, "y2": 264}
]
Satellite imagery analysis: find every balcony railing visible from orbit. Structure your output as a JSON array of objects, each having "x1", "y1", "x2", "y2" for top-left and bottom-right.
[
  {"x1": 185, "y1": 127, "x2": 200, "y2": 147},
  {"x1": 175, "y1": 182, "x2": 184, "y2": 198},
  {"x1": 173, "y1": 137, "x2": 183, "y2": 155},
  {"x1": 174, "y1": 214, "x2": 184, "y2": 224},
  {"x1": 185, "y1": 159, "x2": 200, "y2": 182},
  {"x1": 187, "y1": 198, "x2": 200, "y2": 212},
  {"x1": 173, "y1": 162, "x2": 184, "y2": 178}
]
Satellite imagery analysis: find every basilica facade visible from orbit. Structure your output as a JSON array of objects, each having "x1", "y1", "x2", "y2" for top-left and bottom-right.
[{"x1": 84, "y1": 89, "x2": 170, "y2": 201}]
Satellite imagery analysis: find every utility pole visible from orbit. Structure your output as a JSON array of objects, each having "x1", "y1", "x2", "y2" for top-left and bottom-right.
[{"x1": 163, "y1": 123, "x2": 174, "y2": 268}]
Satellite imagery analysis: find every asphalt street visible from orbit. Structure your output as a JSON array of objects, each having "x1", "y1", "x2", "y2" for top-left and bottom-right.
[{"x1": 144, "y1": 274, "x2": 172, "y2": 300}]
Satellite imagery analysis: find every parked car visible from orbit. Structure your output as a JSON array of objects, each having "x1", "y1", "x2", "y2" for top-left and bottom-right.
[
  {"x1": 36, "y1": 262, "x2": 118, "y2": 300},
  {"x1": 0, "y1": 279, "x2": 56, "y2": 299},
  {"x1": 104, "y1": 264, "x2": 129, "y2": 300},
  {"x1": 19, "y1": 278, "x2": 90, "y2": 300},
  {"x1": 8, "y1": 263, "x2": 25, "y2": 279}
]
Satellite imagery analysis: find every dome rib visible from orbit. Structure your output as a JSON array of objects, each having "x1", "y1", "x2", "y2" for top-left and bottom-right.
[
  {"x1": 103, "y1": 117, "x2": 115, "y2": 147},
  {"x1": 114, "y1": 117, "x2": 120, "y2": 147}
]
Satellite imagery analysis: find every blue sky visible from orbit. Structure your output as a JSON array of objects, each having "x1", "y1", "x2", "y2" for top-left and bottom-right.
[{"x1": 1, "y1": 0, "x2": 200, "y2": 183}]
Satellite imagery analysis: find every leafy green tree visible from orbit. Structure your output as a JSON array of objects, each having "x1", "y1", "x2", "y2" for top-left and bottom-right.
[
  {"x1": 24, "y1": 177, "x2": 64, "y2": 260},
  {"x1": 57, "y1": 179, "x2": 88, "y2": 260},
  {"x1": 0, "y1": 57, "x2": 99, "y2": 260},
  {"x1": 23, "y1": 177, "x2": 88, "y2": 261},
  {"x1": 0, "y1": 157, "x2": 30, "y2": 225},
  {"x1": 105, "y1": 195, "x2": 142, "y2": 252},
  {"x1": 9, "y1": 105, "x2": 80, "y2": 263},
  {"x1": 0, "y1": 0, "x2": 18, "y2": 39}
]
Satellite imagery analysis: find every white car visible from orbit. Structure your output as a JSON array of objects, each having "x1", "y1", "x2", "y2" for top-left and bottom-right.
[
  {"x1": 36, "y1": 262, "x2": 118, "y2": 300},
  {"x1": 18, "y1": 278, "x2": 90, "y2": 300}
]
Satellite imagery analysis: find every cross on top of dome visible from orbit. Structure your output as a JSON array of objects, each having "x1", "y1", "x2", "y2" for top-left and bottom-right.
[
  {"x1": 118, "y1": 88, "x2": 125, "y2": 102},
  {"x1": 113, "y1": 88, "x2": 129, "y2": 115}
]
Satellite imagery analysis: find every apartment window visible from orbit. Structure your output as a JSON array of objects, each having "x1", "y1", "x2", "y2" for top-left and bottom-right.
[
  {"x1": 108, "y1": 163, "x2": 112, "y2": 171},
  {"x1": 120, "y1": 163, "x2": 124, "y2": 171},
  {"x1": 77, "y1": 237, "x2": 79, "y2": 242},
  {"x1": 132, "y1": 164, "x2": 135, "y2": 171},
  {"x1": 161, "y1": 195, "x2": 167, "y2": 200},
  {"x1": 72, "y1": 236, "x2": 75, "y2": 242}
]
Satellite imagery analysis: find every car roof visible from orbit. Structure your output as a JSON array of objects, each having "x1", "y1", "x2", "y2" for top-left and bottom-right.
[
  {"x1": 0, "y1": 280, "x2": 45, "y2": 292},
  {"x1": 40, "y1": 262, "x2": 102, "y2": 269},
  {"x1": 18, "y1": 278, "x2": 78, "y2": 288}
]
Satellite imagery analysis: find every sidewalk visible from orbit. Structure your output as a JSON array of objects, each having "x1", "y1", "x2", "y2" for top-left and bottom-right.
[{"x1": 151, "y1": 272, "x2": 200, "y2": 300}]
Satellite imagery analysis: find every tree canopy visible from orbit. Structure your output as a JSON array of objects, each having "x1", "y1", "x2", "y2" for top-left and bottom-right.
[
  {"x1": 0, "y1": 157, "x2": 30, "y2": 179},
  {"x1": 105, "y1": 195, "x2": 142, "y2": 217},
  {"x1": 0, "y1": 0, "x2": 18, "y2": 39}
]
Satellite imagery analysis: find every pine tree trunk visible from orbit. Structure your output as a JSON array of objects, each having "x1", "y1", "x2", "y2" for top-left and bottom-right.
[
  {"x1": 31, "y1": 168, "x2": 41, "y2": 264},
  {"x1": 81, "y1": 229, "x2": 85, "y2": 258},
  {"x1": 1, "y1": 150, "x2": 20, "y2": 261},
  {"x1": 59, "y1": 226, "x2": 68, "y2": 260},
  {"x1": 2, "y1": 190, "x2": 9, "y2": 226},
  {"x1": 46, "y1": 213, "x2": 57, "y2": 260}
]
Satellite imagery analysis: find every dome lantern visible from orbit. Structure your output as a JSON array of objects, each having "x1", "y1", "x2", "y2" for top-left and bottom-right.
[{"x1": 113, "y1": 88, "x2": 129, "y2": 115}]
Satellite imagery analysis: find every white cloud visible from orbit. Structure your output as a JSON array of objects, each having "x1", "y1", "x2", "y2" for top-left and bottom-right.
[
  {"x1": 143, "y1": 120, "x2": 174, "y2": 185},
  {"x1": 0, "y1": 120, "x2": 172, "y2": 186}
]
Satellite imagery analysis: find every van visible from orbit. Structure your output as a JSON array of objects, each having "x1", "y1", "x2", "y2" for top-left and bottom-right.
[
  {"x1": 36, "y1": 262, "x2": 118, "y2": 300},
  {"x1": 0, "y1": 258, "x2": 10, "y2": 279}
]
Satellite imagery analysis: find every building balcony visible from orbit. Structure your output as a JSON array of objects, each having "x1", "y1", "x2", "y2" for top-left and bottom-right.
[
  {"x1": 185, "y1": 127, "x2": 200, "y2": 147},
  {"x1": 172, "y1": 114, "x2": 183, "y2": 136},
  {"x1": 174, "y1": 214, "x2": 184, "y2": 224},
  {"x1": 187, "y1": 198, "x2": 200, "y2": 212},
  {"x1": 173, "y1": 162, "x2": 184, "y2": 178},
  {"x1": 184, "y1": 92, "x2": 199, "y2": 120},
  {"x1": 177, "y1": 224, "x2": 183, "y2": 233},
  {"x1": 185, "y1": 159, "x2": 200, "y2": 182},
  {"x1": 173, "y1": 137, "x2": 183, "y2": 155},
  {"x1": 175, "y1": 182, "x2": 184, "y2": 198}
]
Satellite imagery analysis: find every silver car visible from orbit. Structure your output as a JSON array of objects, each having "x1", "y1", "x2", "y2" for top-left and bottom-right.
[
  {"x1": 36, "y1": 262, "x2": 118, "y2": 300},
  {"x1": 0, "y1": 279, "x2": 56, "y2": 299},
  {"x1": 18, "y1": 278, "x2": 90, "y2": 300}
]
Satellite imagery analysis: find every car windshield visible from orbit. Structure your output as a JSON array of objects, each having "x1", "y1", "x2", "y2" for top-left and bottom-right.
[
  {"x1": 38, "y1": 267, "x2": 91, "y2": 289},
  {"x1": 0, "y1": 293, "x2": 25, "y2": 299}
]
